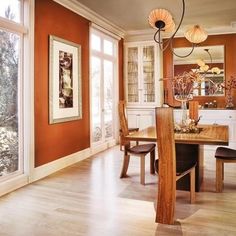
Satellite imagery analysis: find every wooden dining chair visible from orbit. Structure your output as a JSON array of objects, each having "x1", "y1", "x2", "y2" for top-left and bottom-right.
[
  {"x1": 215, "y1": 147, "x2": 236, "y2": 192},
  {"x1": 119, "y1": 101, "x2": 139, "y2": 150},
  {"x1": 118, "y1": 101, "x2": 156, "y2": 185},
  {"x1": 189, "y1": 101, "x2": 199, "y2": 121},
  {"x1": 155, "y1": 107, "x2": 196, "y2": 224}
]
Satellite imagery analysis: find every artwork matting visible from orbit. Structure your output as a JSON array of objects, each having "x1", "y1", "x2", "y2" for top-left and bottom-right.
[{"x1": 49, "y1": 35, "x2": 82, "y2": 124}]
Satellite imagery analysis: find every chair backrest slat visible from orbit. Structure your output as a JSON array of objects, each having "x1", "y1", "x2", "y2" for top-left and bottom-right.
[
  {"x1": 155, "y1": 107, "x2": 176, "y2": 224},
  {"x1": 189, "y1": 101, "x2": 199, "y2": 121},
  {"x1": 118, "y1": 101, "x2": 129, "y2": 135}
]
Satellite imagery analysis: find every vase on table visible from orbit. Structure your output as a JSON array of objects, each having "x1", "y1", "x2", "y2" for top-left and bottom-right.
[{"x1": 174, "y1": 94, "x2": 193, "y2": 127}]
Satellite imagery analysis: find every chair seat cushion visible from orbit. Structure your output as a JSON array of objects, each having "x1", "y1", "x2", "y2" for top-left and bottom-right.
[
  {"x1": 128, "y1": 128, "x2": 139, "y2": 132},
  {"x1": 128, "y1": 143, "x2": 155, "y2": 154},
  {"x1": 215, "y1": 147, "x2": 236, "y2": 160}
]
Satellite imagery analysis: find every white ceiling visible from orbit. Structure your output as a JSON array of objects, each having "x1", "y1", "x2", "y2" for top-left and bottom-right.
[{"x1": 75, "y1": 0, "x2": 236, "y2": 34}]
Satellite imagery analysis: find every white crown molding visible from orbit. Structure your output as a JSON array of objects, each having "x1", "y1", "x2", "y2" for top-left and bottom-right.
[
  {"x1": 53, "y1": 0, "x2": 125, "y2": 39},
  {"x1": 124, "y1": 29, "x2": 154, "y2": 42},
  {"x1": 125, "y1": 26, "x2": 236, "y2": 42}
]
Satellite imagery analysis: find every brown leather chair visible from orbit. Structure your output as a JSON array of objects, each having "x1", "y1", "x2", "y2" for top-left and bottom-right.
[
  {"x1": 215, "y1": 147, "x2": 236, "y2": 192},
  {"x1": 118, "y1": 101, "x2": 156, "y2": 185}
]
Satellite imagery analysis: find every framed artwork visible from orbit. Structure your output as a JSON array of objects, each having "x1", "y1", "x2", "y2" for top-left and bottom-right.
[{"x1": 49, "y1": 35, "x2": 82, "y2": 124}]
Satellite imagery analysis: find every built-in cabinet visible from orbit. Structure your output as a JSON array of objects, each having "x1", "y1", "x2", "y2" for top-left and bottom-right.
[
  {"x1": 126, "y1": 108, "x2": 155, "y2": 130},
  {"x1": 125, "y1": 41, "x2": 159, "y2": 105},
  {"x1": 124, "y1": 41, "x2": 162, "y2": 130}
]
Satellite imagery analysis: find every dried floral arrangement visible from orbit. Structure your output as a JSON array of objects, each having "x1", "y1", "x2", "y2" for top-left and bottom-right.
[
  {"x1": 172, "y1": 71, "x2": 199, "y2": 100},
  {"x1": 172, "y1": 70, "x2": 225, "y2": 98},
  {"x1": 225, "y1": 75, "x2": 236, "y2": 93},
  {"x1": 225, "y1": 75, "x2": 236, "y2": 108},
  {"x1": 174, "y1": 119, "x2": 202, "y2": 134}
]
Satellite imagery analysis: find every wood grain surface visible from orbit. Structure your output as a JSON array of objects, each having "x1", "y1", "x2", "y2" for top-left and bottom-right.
[
  {"x1": 126, "y1": 125, "x2": 229, "y2": 145},
  {"x1": 0, "y1": 146, "x2": 236, "y2": 235}
]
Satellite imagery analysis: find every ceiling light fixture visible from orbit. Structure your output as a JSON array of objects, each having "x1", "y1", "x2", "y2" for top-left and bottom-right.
[
  {"x1": 197, "y1": 48, "x2": 221, "y2": 75},
  {"x1": 148, "y1": 0, "x2": 208, "y2": 58}
]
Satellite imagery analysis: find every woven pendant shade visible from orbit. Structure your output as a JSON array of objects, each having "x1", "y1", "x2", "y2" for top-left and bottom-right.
[
  {"x1": 184, "y1": 25, "x2": 208, "y2": 44},
  {"x1": 148, "y1": 9, "x2": 175, "y2": 32}
]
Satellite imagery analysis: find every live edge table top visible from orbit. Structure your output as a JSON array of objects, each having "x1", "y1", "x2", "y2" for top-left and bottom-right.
[{"x1": 126, "y1": 124, "x2": 229, "y2": 146}]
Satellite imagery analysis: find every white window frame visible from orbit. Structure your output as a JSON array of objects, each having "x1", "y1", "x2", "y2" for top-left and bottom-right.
[
  {"x1": 90, "y1": 25, "x2": 119, "y2": 153},
  {"x1": 0, "y1": 0, "x2": 34, "y2": 196}
]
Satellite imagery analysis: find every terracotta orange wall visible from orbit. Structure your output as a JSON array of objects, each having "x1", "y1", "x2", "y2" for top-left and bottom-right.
[
  {"x1": 34, "y1": 0, "x2": 90, "y2": 167},
  {"x1": 163, "y1": 34, "x2": 236, "y2": 107}
]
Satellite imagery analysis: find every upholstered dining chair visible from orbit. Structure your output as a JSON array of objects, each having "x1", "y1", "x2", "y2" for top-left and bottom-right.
[
  {"x1": 118, "y1": 101, "x2": 156, "y2": 185},
  {"x1": 119, "y1": 101, "x2": 139, "y2": 150},
  {"x1": 155, "y1": 107, "x2": 196, "y2": 205},
  {"x1": 215, "y1": 147, "x2": 236, "y2": 192}
]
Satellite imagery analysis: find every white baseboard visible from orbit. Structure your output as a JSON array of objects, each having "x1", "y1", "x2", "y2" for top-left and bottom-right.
[
  {"x1": 90, "y1": 139, "x2": 116, "y2": 155},
  {"x1": 0, "y1": 143, "x2": 116, "y2": 196},
  {"x1": 31, "y1": 148, "x2": 91, "y2": 182},
  {"x1": 0, "y1": 174, "x2": 28, "y2": 197}
]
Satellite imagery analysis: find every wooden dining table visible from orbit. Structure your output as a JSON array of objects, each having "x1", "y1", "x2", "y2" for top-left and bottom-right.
[
  {"x1": 126, "y1": 124, "x2": 229, "y2": 145},
  {"x1": 125, "y1": 124, "x2": 229, "y2": 224}
]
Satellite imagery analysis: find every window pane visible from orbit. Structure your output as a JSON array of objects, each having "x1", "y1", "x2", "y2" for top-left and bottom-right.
[
  {"x1": 104, "y1": 39, "x2": 113, "y2": 56},
  {"x1": 0, "y1": 0, "x2": 21, "y2": 23},
  {"x1": 91, "y1": 56, "x2": 102, "y2": 142},
  {"x1": 104, "y1": 60, "x2": 113, "y2": 138},
  {"x1": 91, "y1": 34, "x2": 101, "y2": 52},
  {"x1": 0, "y1": 30, "x2": 20, "y2": 177}
]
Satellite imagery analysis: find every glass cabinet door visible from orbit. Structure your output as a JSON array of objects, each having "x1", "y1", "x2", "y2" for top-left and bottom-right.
[
  {"x1": 142, "y1": 46, "x2": 155, "y2": 103},
  {"x1": 127, "y1": 47, "x2": 139, "y2": 103}
]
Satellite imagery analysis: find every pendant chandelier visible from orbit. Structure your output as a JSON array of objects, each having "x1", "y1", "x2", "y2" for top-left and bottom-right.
[{"x1": 148, "y1": 0, "x2": 208, "y2": 58}]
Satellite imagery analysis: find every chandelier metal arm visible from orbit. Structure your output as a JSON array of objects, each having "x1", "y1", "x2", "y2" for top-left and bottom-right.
[
  {"x1": 204, "y1": 49, "x2": 213, "y2": 65},
  {"x1": 149, "y1": 0, "x2": 208, "y2": 57},
  {"x1": 171, "y1": 41, "x2": 195, "y2": 58},
  {"x1": 169, "y1": 0, "x2": 185, "y2": 41},
  {"x1": 153, "y1": 0, "x2": 186, "y2": 52}
]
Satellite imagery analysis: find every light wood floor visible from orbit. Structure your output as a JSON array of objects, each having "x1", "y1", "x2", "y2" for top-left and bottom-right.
[{"x1": 0, "y1": 146, "x2": 236, "y2": 236}]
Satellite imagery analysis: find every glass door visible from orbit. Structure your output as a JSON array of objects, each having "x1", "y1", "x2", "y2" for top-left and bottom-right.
[
  {"x1": 91, "y1": 56, "x2": 102, "y2": 143},
  {"x1": 127, "y1": 47, "x2": 139, "y2": 103},
  {"x1": 142, "y1": 46, "x2": 155, "y2": 103},
  {"x1": 90, "y1": 28, "x2": 118, "y2": 146}
]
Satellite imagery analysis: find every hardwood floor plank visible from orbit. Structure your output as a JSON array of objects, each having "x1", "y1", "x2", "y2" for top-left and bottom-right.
[{"x1": 0, "y1": 146, "x2": 235, "y2": 235}]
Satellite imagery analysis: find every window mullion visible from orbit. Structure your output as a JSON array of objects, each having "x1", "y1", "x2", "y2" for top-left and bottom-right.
[{"x1": 0, "y1": 16, "x2": 27, "y2": 34}]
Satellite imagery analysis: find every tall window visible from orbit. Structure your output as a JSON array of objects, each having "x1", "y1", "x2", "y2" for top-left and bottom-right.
[
  {"x1": 90, "y1": 28, "x2": 118, "y2": 145},
  {"x1": 0, "y1": 0, "x2": 26, "y2": 179}
]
